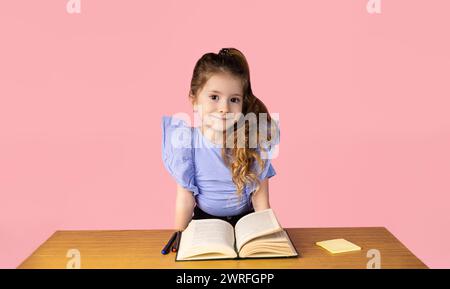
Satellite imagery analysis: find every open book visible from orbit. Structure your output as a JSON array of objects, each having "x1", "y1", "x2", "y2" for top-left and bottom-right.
[{"x1": 175, "y1": 208, "x2": 298, "y2": 261}]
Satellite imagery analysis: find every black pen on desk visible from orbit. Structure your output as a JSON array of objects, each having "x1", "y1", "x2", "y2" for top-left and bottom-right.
[
  {"x1": 171, "y1": 231, "x2": 181, "y2": 252},
  {"x1": 161, "y1": 231, "x2": 178, "y2": 255}
]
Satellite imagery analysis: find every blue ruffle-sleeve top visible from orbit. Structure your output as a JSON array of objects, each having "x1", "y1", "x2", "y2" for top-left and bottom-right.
[{"x1": 161, "y1": 115, "x2": 278, "y2": 217}]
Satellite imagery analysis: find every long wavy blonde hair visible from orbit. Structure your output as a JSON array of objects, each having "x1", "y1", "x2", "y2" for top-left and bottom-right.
[{"x1": 189, "y1": 48, "x2": 276, "y2": 198}]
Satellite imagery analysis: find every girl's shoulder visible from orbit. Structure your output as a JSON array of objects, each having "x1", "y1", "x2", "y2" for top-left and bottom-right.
[
  {"x1": 161, "y1": 115, "x2": 194, "y2": 149},
  {"x1": 161, "y1": 115, "x2": 193, "y2": 132},
  {"x1": 258, "y1": 119, "x2": 280, "y2": 158},
  {"x1": 252, "y1": 120, "x2": 280, "y2": 181}
]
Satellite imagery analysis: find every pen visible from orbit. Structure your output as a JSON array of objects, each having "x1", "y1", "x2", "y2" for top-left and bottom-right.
[
  {"x1": 161, "y1": 231, "x2": 178, "y2": 255},
  {"x1": 171, "y1": 231, "x2": 181, "y2": 252}
]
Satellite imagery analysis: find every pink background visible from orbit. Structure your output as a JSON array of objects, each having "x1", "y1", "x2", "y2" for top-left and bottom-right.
[{"x1": 1, "y1": 0, "x2": 449, "y2": 268}]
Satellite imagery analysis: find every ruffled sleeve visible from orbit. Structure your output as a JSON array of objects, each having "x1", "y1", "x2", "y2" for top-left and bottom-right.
[
  {"x1": 259, "y1": 158, "x2": 276, "y2": 180},
  {"x1": 161, "y1": 115, "x2": 199, "y2": 196}
]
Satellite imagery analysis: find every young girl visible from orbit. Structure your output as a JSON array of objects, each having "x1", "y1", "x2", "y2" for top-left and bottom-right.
[{"x1": 162, "y1": 48, "x2": 279, "y2": 231}]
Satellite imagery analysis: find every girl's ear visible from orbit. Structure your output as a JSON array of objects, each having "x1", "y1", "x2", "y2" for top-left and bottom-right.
[
  {"x1": 189, "y1": 93, "x2": 196, "y2": 106},
  {"x1": 189, "y1": 94, "x2": 197, "y2": 107},
  {"x1": 188, "y1": 93, "x2": 198, "y2": 113}
]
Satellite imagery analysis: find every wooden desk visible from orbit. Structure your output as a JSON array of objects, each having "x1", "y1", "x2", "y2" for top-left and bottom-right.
[{"x1": 18, "y1": 227, "x2": 428, "y2": 269}]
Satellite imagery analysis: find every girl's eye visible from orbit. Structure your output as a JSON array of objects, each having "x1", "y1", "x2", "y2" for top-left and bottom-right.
[
  {"x1": 231, "y1": 98, "x2": 241, "y2": 103},
  {"x1": 210, "y1": 95, "x2": 219, "y2": 101}
]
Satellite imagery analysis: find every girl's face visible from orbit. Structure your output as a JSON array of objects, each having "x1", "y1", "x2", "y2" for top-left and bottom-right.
[{"x1": 191, "y1": 72, "x2": 244, "y2": 132}]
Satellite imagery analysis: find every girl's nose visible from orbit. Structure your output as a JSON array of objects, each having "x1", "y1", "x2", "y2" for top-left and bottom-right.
[{"x1": 219, "y1": 102, "x2": 230, "y2": 114}]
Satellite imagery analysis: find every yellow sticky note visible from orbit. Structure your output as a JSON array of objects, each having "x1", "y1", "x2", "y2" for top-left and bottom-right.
[{"x1": 316, "y1": 238, "x2": 361, "y2": 254}]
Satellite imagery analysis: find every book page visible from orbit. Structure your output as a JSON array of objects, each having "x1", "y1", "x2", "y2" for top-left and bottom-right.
[
  {"x1": 191, "y1": 219, "x2": 235, "y2": 246},
  {"x1": 234, "y1": 208, "x2": 282, "y2": 252},
  {"x1": 238, "y1": 231, "x2": 299, "y2": 258},
  {"x1": 176, "y1": 219, "x2": 237, "y2": 260},
  {"x1": 246, "y1": 231, "x2": 286, "y2": 244}
]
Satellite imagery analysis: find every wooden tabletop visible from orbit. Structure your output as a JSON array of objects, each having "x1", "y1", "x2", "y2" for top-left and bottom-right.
[{"x1": 17, "y1": 227, "x2": 428, "y2": 269}]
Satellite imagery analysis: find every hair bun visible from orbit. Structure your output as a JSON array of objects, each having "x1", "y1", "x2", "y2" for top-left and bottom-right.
[{"x1": 219, "y1": 48, "x2": 231, "y2": 56}]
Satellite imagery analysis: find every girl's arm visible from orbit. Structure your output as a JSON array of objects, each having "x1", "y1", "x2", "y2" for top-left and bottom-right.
[
  {"x1": 174, "y1": 184, "x2": 196, "y2": 231},
  {"x1": 251, "y1": 178, "x2": 271, "y2": 211}
]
